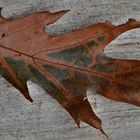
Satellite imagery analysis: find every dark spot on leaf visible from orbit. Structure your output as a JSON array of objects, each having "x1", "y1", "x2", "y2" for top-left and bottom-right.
[
  {"x1": 62, "y1": 78, "x2": 86, "y2": 98},
  {"x1": 49, "y1": 44, "x2": 92, "y2": 67},
  {"x1": 75, "y1": 72, "x2": 88, "y2": 80},
  {"x1": 4, "y1": 57, "x2": 30, "y2": 81},
  {"x1": 74, "y1": 56, "x2": 92, "y2": 67},
  {"x1": 43, "y1": 65, "x2": 70, "y2": 81},
  {"x1": 48, "y1": 45, "x2": 90, "y2": 62},
  {"x1": 87, "y1": 40, "x2": 96, "y2": 48},
  {"x1": 0, "y1": 64, "x2": 15, "y2": 85},
  {"x1": 28, "y1": 64, "x2": 67, "y2": 102},
  {"x1": 92, "y1": 76, "x2": 110, "y2": 93},
  {"x1": 92, "y1": 63, "x2": 119, "y2": 74},
  {"x1": 1, "y1": 33, "x2": 5, "y2": 38},
  {"x1": 97, "y1": 36, "x2": 105, "y2": 42}
]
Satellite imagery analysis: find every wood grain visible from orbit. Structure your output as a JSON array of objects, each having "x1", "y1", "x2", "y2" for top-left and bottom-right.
[{"x1": 0, "y1": 0, "x2": 140, "y2": 140}]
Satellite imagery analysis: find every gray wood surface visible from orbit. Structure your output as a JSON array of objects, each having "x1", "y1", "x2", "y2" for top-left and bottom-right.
[{"x1": 0, "y1": 0, "x2": 140, "y2": 140}]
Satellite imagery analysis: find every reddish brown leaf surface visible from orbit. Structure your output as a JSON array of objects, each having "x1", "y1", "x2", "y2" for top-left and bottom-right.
[{"x1": 0, "y1": 10, "x2": 140, "y2": 135}]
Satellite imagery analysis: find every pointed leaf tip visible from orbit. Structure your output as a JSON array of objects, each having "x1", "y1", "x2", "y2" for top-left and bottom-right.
[
  {"x1": 99, "y1": 128, "x2": 108, "y2": 137},
  {"x1": 53, "y1": 9, "x2": 70, "y2": 16},
  {"x1": 20, "y1": 90, "x2": 33, "y2": 102},
  {"x1": 26, "y1": 94, "x2": 33, "y2": 102},
  {"x1": 21, "y1": 88, "x2": 33, "y2": 102}
]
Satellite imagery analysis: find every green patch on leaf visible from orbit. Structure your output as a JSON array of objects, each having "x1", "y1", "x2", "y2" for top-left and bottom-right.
[
  {"x1": 87, "y1": 40, "x2": 96, "y2": 48},
  {"x1": 49, "y1": 44, "x2": 93, "y2": 67},
  {"x1": 4, "y1": 57, "x2": 30, "y2": 81},
  {"x1": 28, "y1": 64, "x2": 68, "y2": 102},
  {"x1": 97, "y1": 36, "x2": 105, "y2": 42},
  {"x1": 43, "y1": 65, "x2": 70, "y2": 81},
  {"x1": 0, "y1": 64, "x2": 12, "y2": 81}
]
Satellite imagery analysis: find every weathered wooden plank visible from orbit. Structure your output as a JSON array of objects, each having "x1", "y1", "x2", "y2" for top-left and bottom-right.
[
  {"x1": 1, "y1": 0, "x2": 140, "y2": 34},
  {"x1": 0, "y1": 1, "x2": 140, "y2": 140}
]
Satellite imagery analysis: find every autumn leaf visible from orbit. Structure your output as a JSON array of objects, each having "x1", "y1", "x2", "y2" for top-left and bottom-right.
[{"x1": 0, "y1": 9, "x2": 140, "y2": 136}]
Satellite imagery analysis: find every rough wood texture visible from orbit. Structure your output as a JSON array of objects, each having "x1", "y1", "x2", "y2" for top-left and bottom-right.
[{"x1": 0, "y1": 0, "x2": 140, "y2": 140}]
